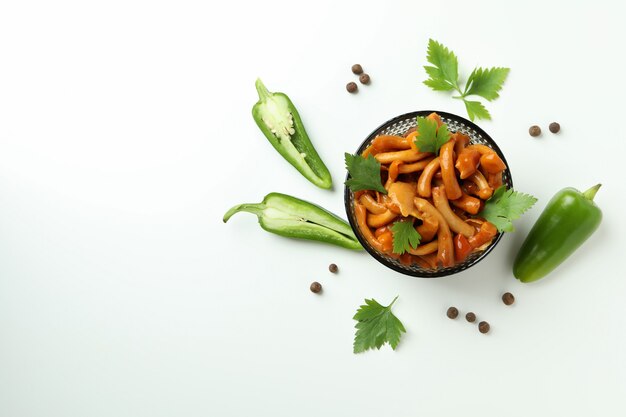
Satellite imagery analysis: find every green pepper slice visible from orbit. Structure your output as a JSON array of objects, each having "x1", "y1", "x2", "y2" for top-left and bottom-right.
[
  {"x1": 513, "y1": 184, "x2": 602, "y2": 282},
  {"x1": 223, "y1": 192, "x2": 362, "y2": 250},
  {"x1": 252, "y1": 79, "x2": 332, "y2": 189}
]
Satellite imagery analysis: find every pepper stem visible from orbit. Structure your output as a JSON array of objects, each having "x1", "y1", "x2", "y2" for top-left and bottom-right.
[
  {"x1": 255, "y1": 78, "x2": 272, "y2": 101},
  {"x1": 223, "y1": 203, "x2": 265, "y2": 223},
  {"x1": 582, "y1": 184, "x2": 602, "y2": 201}
]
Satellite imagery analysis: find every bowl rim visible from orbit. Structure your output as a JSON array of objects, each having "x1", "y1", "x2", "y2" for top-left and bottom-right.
[{"x1": 343, "y1": 110, "x2": 513, "y2": 278}]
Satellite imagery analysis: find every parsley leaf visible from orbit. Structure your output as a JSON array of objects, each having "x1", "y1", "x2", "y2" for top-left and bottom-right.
[
  {"x1": 390, "y1": 220, "x2": 421, "y2": 255},
  {"x1": 414, "y1": 116, "x2": 452, "y2": 155},
  {"x1": 479, "y1": 186, "x2": 538, "y2": 232},
  {"x1": 463, "y1": 100, "x2": 491, "y2": 121},
  {"x1": 344, "y1": 153, "x2": 387, "y2": 194},
  {"x1": 422, "y1": 39, "x2": 510, "y2": 121},
  {"x1": 353, "y1": 296, "x2": 406, "y2": 353},
  {"x1": 423, "y1": 38, "x2": 459, "y2": 91},
  {"x1": 463, "y1": 67, "x2": 510, "y2": 101}
]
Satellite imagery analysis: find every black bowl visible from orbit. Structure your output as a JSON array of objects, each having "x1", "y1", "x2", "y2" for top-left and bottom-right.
[{"x1": 344, "y1": 110, "x2": 513, "y2": 278}]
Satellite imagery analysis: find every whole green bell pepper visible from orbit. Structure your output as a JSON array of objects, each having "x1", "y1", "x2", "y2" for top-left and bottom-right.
[
  {"x1": 513, "y1": 184, "x2": 602, "y2": 282},
  {"x1": 223, "y1": 192, "x2": 362, "y2": 250},
  {"x1": 252, "y1": 79, "x2": 333, "y2": 189}
]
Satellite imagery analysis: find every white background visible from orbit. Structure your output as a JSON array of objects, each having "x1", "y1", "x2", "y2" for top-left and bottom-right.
[{"x1": 1, "y1": 1, "x2": 625, "y2": 416}]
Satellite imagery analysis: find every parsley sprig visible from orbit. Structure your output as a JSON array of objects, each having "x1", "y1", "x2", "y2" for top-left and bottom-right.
[
  {"x1": 479, "y1": 186, "x2": 538, "y2": 232},
  {"x1": 423, "y1": 39, "x2": 510, "y2": 121},
  {"x1": 353, "y1": 296, "x2": 406, "y2": 353},
  {"x1": 414, "y1": 116, "x2": 451, "y2": 155},
  {"x1": 344, "y1": 153, "x2": 387, "y2": 194},
  {"x1": 390, "y1": 220, "x2": 421, "y2": 255}
]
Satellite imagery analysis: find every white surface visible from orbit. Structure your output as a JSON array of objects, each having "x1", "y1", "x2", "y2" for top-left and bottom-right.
[{"x1": 1, "y1": 1, "x2": 625, "y2": 416}]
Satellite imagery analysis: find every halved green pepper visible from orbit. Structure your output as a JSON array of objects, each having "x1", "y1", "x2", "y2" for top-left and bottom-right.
[
  {"x1": 252, "y1": 79, "x2": 332, "y2": 189},
  {"x1": 223, "y1": 192, "x2": 362, "y2": 250},
  {"x1": 513, "y1": 184, "x2": 602, "y2": 282}
]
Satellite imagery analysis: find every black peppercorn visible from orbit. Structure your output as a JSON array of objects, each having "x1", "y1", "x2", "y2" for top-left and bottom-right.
[
  {"x1": 310, "y1": 282, "x2": 322, "y2": 293},
  {"x1": 465, "y1": 312, "x2": 476, "y2": 322},
  {"x1": 351, "y1": 64, "x2": 363, "y2": 75},
  {"x1": 529, "y1": 125, "x2": 541, "y2": 137},
  {"x1": 328, "y1": 263, "x2": 338, "y2": 273},
  {"x1": 446, "y1": 306, "x2": 459, "y2": 319},
  {"x1": 549, "y1": 122, "x2": 560, "y2": 133},
  {"x1": 502, "y1": 292, "x2": 515, "y2": 305},
  {"x1": 478, "y1": 321, "x2": 490, "y2": 334},
  {"x1": 359, "y1": 73, "x2": 371, "y2": 85},
  {"x1": 346, "y1": 82, "x2": 358, "y2": 93}
]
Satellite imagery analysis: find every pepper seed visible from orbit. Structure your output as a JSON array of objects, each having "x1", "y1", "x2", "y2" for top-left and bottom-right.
[
  {"x1": 549, "y1": 122, "x2": 560, "y2": 133},
  {"x1": 465, "y1": 312, "x2": 476, "y2": 323},
  {"x1": 346, "y1": 82, "x2": 358, "y2": 93},
  {"x1": 478, "y1": 321, "x2": 490, "y2": 334},
  {"x1": 328, "y1": 263, "x2": 338, "y2": 273},
  {"x1": 529, "y1": 125, "x2": 541, "y2": 137},
  {"x1": 351, "y1": 64, "x2": 363, "y2": 75},
  {"x1": 502, "y1": 292, "x2": 515, "y2": 305},
  {"x1": 359, "y1": 73, "x2": 371, "y2": 85},
  {"x1": 446, "y1": 306, "x2": 459, "y2": 319},
  {"x1": 310, "y1": 282, "x2": 322, "y2": 293}
]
